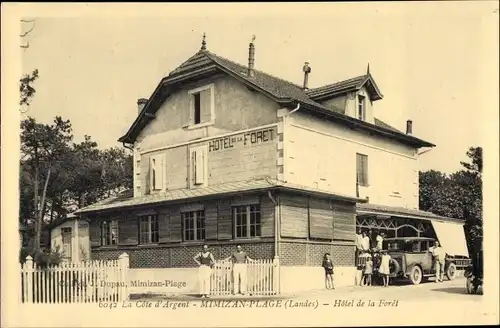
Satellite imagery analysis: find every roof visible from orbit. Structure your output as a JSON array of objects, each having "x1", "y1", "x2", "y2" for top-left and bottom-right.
[
  {"x1": 357, "y1": 203, "x2": 464, "y2": 223},
  {"x1": 384, "y1": 237, "x2": 436, "y2": 241},
  {"x1": 118, "y1": 48, "x2": 434, "y2": 149},
  {"x1": 46, "y1": 212, "x2": 79, "y2": 230},
  {"x1": 75, "y1": 178, "x2": 366, "y2": 215},
  {"x1": 306, "y1": 73, "x2": 383, "y2": 101}
]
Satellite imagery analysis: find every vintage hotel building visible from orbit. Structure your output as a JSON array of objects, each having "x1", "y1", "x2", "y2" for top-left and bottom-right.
[{"x1": 75, "y1": 35, "x2": 469, "y2": 293}]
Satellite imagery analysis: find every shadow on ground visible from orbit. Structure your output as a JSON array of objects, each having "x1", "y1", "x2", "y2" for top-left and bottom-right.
[{"x1": 431, "y1": 287, "x2": 483, "y2": 296}]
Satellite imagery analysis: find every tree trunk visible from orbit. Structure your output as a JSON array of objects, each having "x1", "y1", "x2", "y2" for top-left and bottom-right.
[
  {"x1": 36, "y1": 166, "x2": 51, "y2": 250},
  {"x1": 33, "y1": 164, "x2": 40, "y2": 250}
]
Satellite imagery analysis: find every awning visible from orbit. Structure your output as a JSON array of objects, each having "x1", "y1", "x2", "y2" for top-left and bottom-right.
[{"x1": 431, "y1": 220, "x2": 469, "y2": 257}]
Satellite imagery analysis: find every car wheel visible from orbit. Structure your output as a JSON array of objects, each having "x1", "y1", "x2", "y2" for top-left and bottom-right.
[
  {"x1": 446, "y1": 263, "x2": 457, "y2": 281},
  {"x1": 409, "y1": 266, "x2": 422, "y2": 285}
]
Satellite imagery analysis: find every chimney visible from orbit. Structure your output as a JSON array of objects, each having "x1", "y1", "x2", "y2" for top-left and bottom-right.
[
  {"x1": 406, "y1": 119, "x2": 413, "y2": 135},
  {"x1": 137, "y1": 98, "x2": 148, "y2": 114},
  {"x1": 302, "y1": 62, "x2": 311, "y2": 90},
  {"x1": 248, "y1": 35, "x2": 256, "y2": 78}
]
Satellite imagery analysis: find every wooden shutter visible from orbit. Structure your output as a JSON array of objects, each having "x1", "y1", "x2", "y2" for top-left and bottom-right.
[
  {"x1": 217, "y1": 199, "x2": 232, "y2": 240},
  {"x1": 260, "y1": 196, "x2": 275, "y2": 237},
  {"x1": 332, "y1": 203, "x2": 356, "y2": 241},
  {"x1": 169, "y1": 206, "x2": 182, "y2": 241},
  {"x1": 141, "y1": 154, "x2": 151, "y2": 194},
  {"x1": 89, "y1": 220, "x2": 101, "y2": 247},
  {"x1": 205, "y1": 201, "x2": 218, "y2": 240},
  {"x1": 152, "y1": 154, "x2": 164, "y2": 190},
  {"x1": 200, "y1": 88, "x2": 212, "y2": 123},
  {"x1": 309, "y1": 198, "x2": 333, "y2": 240},
  {"x1": 194, "y1": 148, "x2": 205, "y2": 185},
  {"x1": 158, "y1": 211, "x2": 170, "y2": 243},
  {"x1": 118, "y1": 216, "x2": 138, "y2": 245},
  {"x1": 362, "y1": 155, "x2": 368, "y2": 185},
  {"x1": 280, "y1": 194, "x2": 309, "y2": 238}
]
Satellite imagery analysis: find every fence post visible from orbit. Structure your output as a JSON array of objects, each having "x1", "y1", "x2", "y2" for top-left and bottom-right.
[
  {"x1": 273, "y1": 256, "x2": 280, "y2": 295},
  {"x1": 118, "y1": 253, "x2": 129, "y2": 302},
  {"x1": 25, "y1": 255, "x2": 34, "y2": 303}
]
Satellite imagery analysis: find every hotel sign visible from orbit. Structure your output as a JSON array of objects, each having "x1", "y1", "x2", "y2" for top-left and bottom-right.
[{"x1": 208, "y1": 127, "x2": 276, "y2": 152}]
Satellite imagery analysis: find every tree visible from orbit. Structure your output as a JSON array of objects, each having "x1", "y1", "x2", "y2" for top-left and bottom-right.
[
  {"x1": 20, "y1": 19, "x2": 38, "y2": 113},
  {"x1": 20, "y1": 116, "x2": 73, "y2": 250},
  {"x1": 419, "y1": 146, "x2": 483, "y2": 254}
]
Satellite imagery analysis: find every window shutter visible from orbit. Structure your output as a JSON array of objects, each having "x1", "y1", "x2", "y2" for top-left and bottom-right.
[
  {"x1": 362, "y1": 155, "x2": 368, "y2": 185},
  {"x1": 89, "y1": 221, "x2": 101, "y2": 247},
  {"x1": 141, "y1": 155, "x2": 151, "y2": 194},
  {"x1": 191, "y1": 150, "x2": 197, "y2": 185},
  {"x1": 118, "y1": 216, "x2": 138, "y2": 245},
  {"x1": 217, "y1": 200, "x2": 232, "y2": 240},
  {"x1": 200, "y1": 88, "x2": 212, "y2": 123},
  {"x1": 169, "y1": 207, "x2": 182, "y2": 241},
  {"x1": 158, "y1": 211, "x2": 170, "y2": 243},
  {"x1": 195, "y1": 148, "x2": 205, "y2": 185},
  {"x1": 182, "y1": 98, "x2": 192, "y2": 128},
  {"x1": 154, "y1": 155, "x2": 164, "y2": 190}
]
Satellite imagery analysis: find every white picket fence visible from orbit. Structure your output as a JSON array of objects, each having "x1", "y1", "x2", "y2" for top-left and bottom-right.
[
  {"x1": 20, "y1": 253, "x2": 129, "y2": 304},
  {"x1": 210, "y1": 258, "x2": 280, "y2": 296}
]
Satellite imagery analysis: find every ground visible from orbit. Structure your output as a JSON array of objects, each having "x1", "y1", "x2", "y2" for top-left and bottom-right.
[{"x1": 15, "y1": 277, "x2": 495, "y2": 327}]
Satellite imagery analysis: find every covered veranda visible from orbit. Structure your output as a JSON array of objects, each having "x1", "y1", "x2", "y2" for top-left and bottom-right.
[{"x1": 356, "y1": 203, "x2": 471, "y2": 269}]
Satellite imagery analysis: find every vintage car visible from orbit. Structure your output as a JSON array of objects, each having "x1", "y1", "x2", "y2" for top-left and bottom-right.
[{"x1": 383, "y1": 237, "x2": 458, "y2": 285}]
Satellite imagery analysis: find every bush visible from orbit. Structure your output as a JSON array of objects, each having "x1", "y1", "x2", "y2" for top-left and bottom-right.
[{"x1": 20, "y1": 245, "x2": 65, "y2": 268}]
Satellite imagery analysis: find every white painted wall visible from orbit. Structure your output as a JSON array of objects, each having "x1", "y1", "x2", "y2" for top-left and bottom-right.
[
  {"x1": 50, "y1": 219, "x2": 90, "y2": 262},
  {"x1": 283, "y1": 111, "x2": 419, "y2": 209}
]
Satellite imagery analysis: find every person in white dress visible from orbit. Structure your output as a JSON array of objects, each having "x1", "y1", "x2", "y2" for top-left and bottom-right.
[{"x1": 379, "y1": 250, "x2": 392, "y2": 287}]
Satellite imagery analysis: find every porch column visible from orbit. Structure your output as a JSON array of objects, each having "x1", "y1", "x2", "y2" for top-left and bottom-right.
[{"x1": 74, "y1": 219, "x2": 79, "y2": 262}]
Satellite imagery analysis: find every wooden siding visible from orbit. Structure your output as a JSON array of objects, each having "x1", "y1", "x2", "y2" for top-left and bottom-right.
[
  {"x1": 279, "y1": 193, "x2": 357, "y2": 242},
  {"x1": 89, "y1": 194, "x2": 277, "y2": 248},
  {"x1": 280, "y1": 194, "x2": 309, "y2": 238},
  {"x1": 332, "y1": 203, "x2": 356, "y2": 241},
  {"x1": 309, "y1": 198, "x2": 333, "y2": 240},
  {"x1": 217, "y1": 199, "x2": 232, "y2": 240},
  {"x1": 260, "y1": 196, "x2": 275, "y2": 237},
  {"x1": 205, "y1": 200, "x2": 218, "y2": 240}
]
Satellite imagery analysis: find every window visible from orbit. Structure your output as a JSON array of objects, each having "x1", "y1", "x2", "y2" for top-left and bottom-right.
[
  {"x1": 61, "y1": 227, "x2": 72, "y2": 261},
  {"x1": 190, "y1": 146, "x2": 207, "y2": 187},
  {"x1": 149, "y1": 154, "x2": 164, "y2": 191},
  {"x1": 182, "y1": 210, "x2": 206, "y2": 241},
  {"x1": 233, "y1": 205, "x2": 261, "y2": 238},
  {"x1": 193, "y1": 93, "x2": 201, "y2": 125},
  {"x1": 187, "y1": 84, "x2": 215, "y2": 127},
  {"x1": 356, "y1": 153, "x2": 369, "y2": 186},
  {"x1": 100, "y1": 220, "x2": 118, "y2": 246},
  {"x1": 138, "y1": 215, "x2": 159, "y2": 244},
  {"x1": 357, "y1": 95, "x2": 366, "y2": 121}
]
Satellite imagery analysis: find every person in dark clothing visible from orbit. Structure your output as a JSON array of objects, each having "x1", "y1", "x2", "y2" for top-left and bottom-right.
[
  {"x1": 322, "y1": 253, "x2": 335, "y2": 290},
  {"x1": 194, "y1": 244, "x2": 215, "y2": 298}
]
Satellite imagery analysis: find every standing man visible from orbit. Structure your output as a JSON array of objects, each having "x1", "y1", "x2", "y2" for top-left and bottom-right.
[
  {"x1": 429, "y1": 241, "x2": 446, "y2": 283},
  {"x1": 225, "y1": 245, "x2": 254, "y2": 295},
  {"x1": 194, "y1": 244, "x2": 215, "y2": 298}
]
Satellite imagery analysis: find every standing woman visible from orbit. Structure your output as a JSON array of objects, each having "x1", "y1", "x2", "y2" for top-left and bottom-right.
[
  {"x1": 194, "y1": 244, "x2": 215, "y2": 298},
  {"x1": 322, "y1": 253, "x2": 335, "y2": 290}
]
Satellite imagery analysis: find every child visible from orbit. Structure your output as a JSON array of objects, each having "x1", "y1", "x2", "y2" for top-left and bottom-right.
[
  {"x1": 364, "y1": 255, "x2": 373, "y2": 286},
  {"x1": 379, "y1": 250, "x2": 392, "y2": 287},
  {"x1": 322, "y1": 253, "x2": 335, "y2": 290}
]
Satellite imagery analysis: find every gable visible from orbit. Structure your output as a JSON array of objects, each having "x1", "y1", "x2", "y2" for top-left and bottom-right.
[
  {"x1": 136, "y1": 73, "x2": 281, "y2": 149},
  {"x1": 119, "y1": 49, "x2": 433, "y2": 149}
]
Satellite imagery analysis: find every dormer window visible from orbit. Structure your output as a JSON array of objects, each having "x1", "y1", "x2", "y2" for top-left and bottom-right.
[{"x1": 357, "y1": 95, "x2": 366, "y2": 121}]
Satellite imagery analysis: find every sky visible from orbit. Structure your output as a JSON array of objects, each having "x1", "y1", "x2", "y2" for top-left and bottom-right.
[{"x1": 18, "y1": 2, "x2": 498, "y2": 174}]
